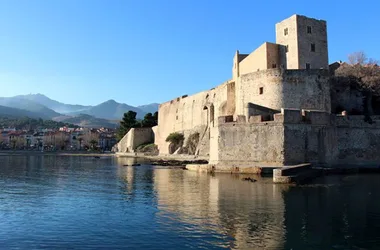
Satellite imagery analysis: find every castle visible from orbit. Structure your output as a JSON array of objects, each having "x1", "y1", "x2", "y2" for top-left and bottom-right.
[{"x1": 118, "y1": 14, "x2": 380, "y2": 171}]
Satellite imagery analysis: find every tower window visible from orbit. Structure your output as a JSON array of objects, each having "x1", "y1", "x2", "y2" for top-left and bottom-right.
[
  {"x1": 306, "y1": 63, "x2": 311, "y2": 70},
  {"x1": 272, "y1": 63, "x2": 277, "y2": 68},
  {"x1": 284, "y1": 28, "x2": 288, "y2": 36},
  {"x1": 311, "y1": 43, "x2": 315, "y2": 52},
  {"x1": 307, "y1": 26, "x2": 312, "y2": 34},
  {"x1": 259, "y1": 87, "x2": 264, "y2": 95}
]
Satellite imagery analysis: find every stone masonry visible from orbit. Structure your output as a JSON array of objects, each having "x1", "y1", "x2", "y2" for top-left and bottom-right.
[{"x1": 118, "y1": 14, "x2": 380, "y2": 170}]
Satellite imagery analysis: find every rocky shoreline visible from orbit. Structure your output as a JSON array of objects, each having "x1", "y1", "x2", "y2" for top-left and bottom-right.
[{"x1": 149, "y1": 159, "x2": 208, "y2": 166}]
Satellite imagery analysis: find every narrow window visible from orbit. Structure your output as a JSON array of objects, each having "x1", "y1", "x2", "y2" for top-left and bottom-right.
[
  {"x1": 259, "y1": 87, "x2": 264, "y2": 95},
  {"x1": 285, "y1": 45, "x2": 289, "y2": 53},
  {"x1": 176, "y1": 115, "x2": 178, "y2": 120},
  {"x1": 272, "y1": 63, "x2": 277, "y2": 68},
  {"x1": 307, "y1": 26, "x2": 312, "y2": 34},
  {"x1": 306, "y1": 63, "x2": 311, "y2": 70},
  {"x1": 284, "y1": 28, "x2": 288, "y2": 36},
  {"x1": 311, "y1": 43, "x2": 315, "y2": 52}
]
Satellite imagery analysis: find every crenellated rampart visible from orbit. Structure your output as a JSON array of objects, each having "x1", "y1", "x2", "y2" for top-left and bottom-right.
[{"x1": 209, "y1": 109, "x2": 380, "y2": 169}]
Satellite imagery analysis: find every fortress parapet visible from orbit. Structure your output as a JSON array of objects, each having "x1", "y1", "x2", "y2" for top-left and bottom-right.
[{"x1": 217, "y1": 108, "x2": 331, "y2": 126}]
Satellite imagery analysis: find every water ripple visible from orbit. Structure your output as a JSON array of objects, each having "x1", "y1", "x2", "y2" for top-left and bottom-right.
[{"x1": 1, "y1": 156, "x2": 380, "y2": 249}]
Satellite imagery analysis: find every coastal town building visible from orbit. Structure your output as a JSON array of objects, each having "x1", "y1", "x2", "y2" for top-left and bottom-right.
[
  {"x1": 0, "y1": 127, "x2": 117, "y2": 151},
  {"x1": 117, "y1": 14, "x2": 380, "y2": 171}
]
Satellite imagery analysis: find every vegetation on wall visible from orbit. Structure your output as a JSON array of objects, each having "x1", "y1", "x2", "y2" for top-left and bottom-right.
[
  {"x1": 332, "y1": 51, "x2": 380, "y2": 116},
  {"x1": 135, "y1": 143, "x2": 158, "y2": 155},
  {"x1": 182, "y1": 132, "x2": 200, "y2": 155},
  {"x1": 165, "y1": 132, "x2": 184, "y2": 154},
  {"x1": 165, "y1": 132, "x2": 184, "y2": 145}
]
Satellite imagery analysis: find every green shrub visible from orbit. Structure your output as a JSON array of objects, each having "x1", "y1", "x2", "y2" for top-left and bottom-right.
[
  {"x1": 136, "y1": 143, "x2": 158, "y2": 155},
  {"x1": 166, "y1": 132, "x2": 184, "y2": 154},
  {"x1": 165, "y1": 132, "x2": 184, "y2": 145},
  {"x1": 184, "y1": 132, "x2": 200, "y2": 155}
]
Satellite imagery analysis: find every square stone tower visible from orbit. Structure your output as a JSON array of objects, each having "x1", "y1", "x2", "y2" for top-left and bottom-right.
[{"x1": 275, "y1": 15, "x2": 328, "y2": 70}]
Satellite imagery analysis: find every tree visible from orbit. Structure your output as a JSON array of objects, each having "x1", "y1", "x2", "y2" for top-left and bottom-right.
[
  {"x1": 78, "y1": 137, "x2": 84, "y2": 150},
  {"x1": 90, "y1": 139, "x2": 98, "y2": 150},
  {"x1": 141, "y1": 112, "x2": 158, "y2": 127},
  {"x1": 36, "y1": 138, "x2": 43, "y2": 150},
  {"x1": 10, "y1": 138, "x2": 17, "y2": 149},
  {"x1": 333, "y1": 51, "x2": 380, "y2": 116},
  {"x1": 83, "y1": 130, "x2": 99, "y2": 150},
  {"x1": 117, "y1": 111, "x2": 139, "y2": 140},
  {"x1": 348, "y1": 51, "x2": 368, "y2": 65},
  {"x1": 165, "y1": 132, "x2": 184, "y2": 154},
  {"x1": 0, "y1": 116, "x2": 78, "y2": 131},
  {"x1": 64, "y1": 139, "x2": 70, "y2": 149},
  {"x1": 43, "y1": 133, "x2": 55, "y2": 149},
  {"x1": 15, "y1": 136, "x2": 26, "y2": 149}
]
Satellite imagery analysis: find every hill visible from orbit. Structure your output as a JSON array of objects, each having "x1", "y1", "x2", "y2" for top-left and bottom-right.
[
  {"x1": 68, "y1": 100, "x2": 146, "y2": 120},
  {"x1": 0, "y1": 116, "x2": 77, "y2": 130},
  {"x1": 0, "y1": 96, "x2": 61, "y2": 119},
  {"x1": 15, "y1": 93, "x2": 91, "y2": 114},
  {"x1": 58, "y1": 114, "x2": 118, "y2": 128},
  {"x1": 0, "y1": 105, "x2": 48, "y2": 119},
  {"x1": 0, "y1": 94, "x2": 160, "y2": 126},
  {"x1": 137, "y1": 103, "x2": 159, "y2": 114}
]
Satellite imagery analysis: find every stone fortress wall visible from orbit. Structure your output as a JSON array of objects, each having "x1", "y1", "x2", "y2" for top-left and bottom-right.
[
  {"x1": 152, "y1": 14, "x2": 336, "y2": 164},
  {"x1": 235, "y1": 69, "x2": 331, "y2": 118},
  {"x1": 210, "y1": 109, "x2": 380, "y2": 169},
  {"x1": 117, "y1": 127, "x2": 155, "y2": 153},
  {"x1": 155, "y1": 79, "x2": 236, "y2": 155},
  {"x1": 117, "y1": 14, "x2": 380, "y2": 169}
]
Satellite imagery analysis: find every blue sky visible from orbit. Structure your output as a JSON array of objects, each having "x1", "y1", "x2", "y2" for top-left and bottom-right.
[{"x1": 0, "y1": 0, "x2": 379, "y2": 106}]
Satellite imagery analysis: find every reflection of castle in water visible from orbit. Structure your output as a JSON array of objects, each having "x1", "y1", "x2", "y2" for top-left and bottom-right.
[
  {"x1": 115, "y1": 160, "x2": 380, "y2": 249},
  {"x1": 153, "y1": 169, "x2": 288, "y2": 249}
]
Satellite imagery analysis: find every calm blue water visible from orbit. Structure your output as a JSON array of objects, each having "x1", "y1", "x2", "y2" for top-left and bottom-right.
[{"x1": 1, "y1": 155, "x2": 380, "y2": 249}]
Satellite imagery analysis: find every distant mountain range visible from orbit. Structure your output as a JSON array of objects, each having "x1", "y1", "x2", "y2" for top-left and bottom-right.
[
  {"x1": 0, "y1": 105, "x2": 49, "y2": 119},
  {"x1": 0, "y1": 94, "x2": 159, "y2": 128},
  {"x1": 16, "y1": 93, "x2": 91, "y2": 114},
  {"x1": 0, "y1": 96, "x2": 61, "y2": 119}
]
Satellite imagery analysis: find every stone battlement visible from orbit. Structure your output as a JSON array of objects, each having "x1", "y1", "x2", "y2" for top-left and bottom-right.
[{"x1": 217, "y1": 108, "x2": 331, "y2": 125}]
